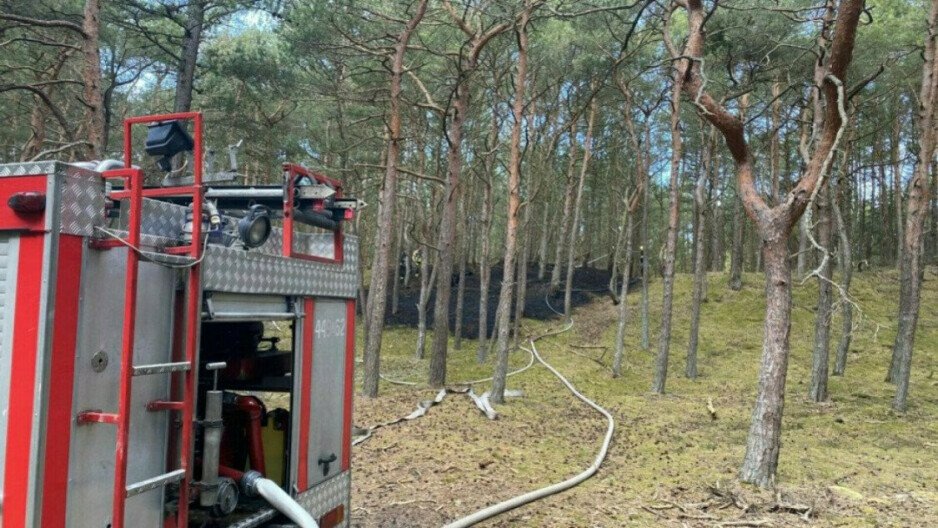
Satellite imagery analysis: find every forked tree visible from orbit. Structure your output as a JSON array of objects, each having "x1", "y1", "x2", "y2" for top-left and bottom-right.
[{"x1": 665, "y1": 0, "x2": 865, "y2": 486}]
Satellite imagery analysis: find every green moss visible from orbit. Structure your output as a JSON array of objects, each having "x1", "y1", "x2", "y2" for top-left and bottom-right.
[{"x1": 353, "y1": 268, "x2": 938, "y2": 526}]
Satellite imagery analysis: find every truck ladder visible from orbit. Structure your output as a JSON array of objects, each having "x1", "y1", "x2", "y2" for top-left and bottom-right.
[{"x1": 78, "y1": 112, "x2": 205, "y2": 528}]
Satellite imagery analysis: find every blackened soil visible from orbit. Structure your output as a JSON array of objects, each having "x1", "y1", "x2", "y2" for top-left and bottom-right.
[{"x1": 379, "y1": 264, "x2": 633, "y2": 338}]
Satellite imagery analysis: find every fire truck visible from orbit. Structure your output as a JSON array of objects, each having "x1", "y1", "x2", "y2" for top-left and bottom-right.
[{"x1": 0, "y1": 112, "x2": 360, "y2": 528}]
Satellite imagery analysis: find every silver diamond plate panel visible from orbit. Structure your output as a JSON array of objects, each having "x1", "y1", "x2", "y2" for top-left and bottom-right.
[
  {"x1": 202, "y1": 236, "x2": 358, "y2": 298},
  {"x1": 123, "y1": 198, "x2": 189, "y2": 239},
  {"x1": 297, "y1": 471, "x2": 351, "y2": 526},
  {"x1": 60, "y1": 166, "x2": 105, "y2": 236},
  {"x1": 0, "y1": 161, "x2": 58, "y2": 177},
  {"x1": 0, "y1": 161, "x2": 105, "y2": 236}
]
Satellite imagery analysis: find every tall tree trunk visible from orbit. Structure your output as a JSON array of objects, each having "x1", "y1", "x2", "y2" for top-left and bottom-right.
[
  {"x1": 641, "y1": 126, "x2": 652, "y2": 350},
  {"x1": 833, "y1": 176, "x2": 854, "y2": 376},
  {"x1": 739, "y1": 236, "x2": 793, "y2": 486},
  {"x1": 890, "y1": 0, "x2": 938, "y2": 410},
  {"x1": 668, "y1": 0, "x2": 863, "y2": 487},
  {"x1": 930, "y1": 163, "x2": 938, "y2": 262},
  {"x1": 551, "y1": 122, "x2": 579, "y2": 290},
  {"x1": 513, "y1": 205, "x2": 532, "y2": 343},
  {"x1": 613, "y1": 201, "x2": 638, "y2": 377},
  {"x1": 809, "y1": 185, "x2": 834, "y2": 402},
  {"x1": 537, "y1": 205, "x2": 549, "y2": 280},
  {"x1": 477, "y1": 116, "x2": 497, "y2": 363},
  {"x1": 428, "y1": 102, "x2": 464, "y2": 386},
  {"x1": 492, "y1": 9, "x2": 530, "y2": 403},
  {"x1": 563, "y1": 100, "x2": 596, "y2": 317},
  {"x1": 652, "y1": 73, "x2": 684, "y2": 394},
  {"x1": 453, "y1": 203, "x2": 468, "y2": 350},
  {"x1": 710, "y1": 152, "x2": 724, "y2": 271},
  {"x1": 416, "y1": 243, "x2": 437, "y2": 359},
  {"x1": 892, "y1": 114, "x2": 905, "y2": 265},
  {"x1": 391, "y1": 215, "x2": 404, "y2": 315},
  {"x1": 173, "y1": 0, "x2": 205, "y2": 112},
  {"x1": 81, "y1": 0, "x2": 104, "y2": 158},
  {"x1": 688, "y1": 128, "x2": 711, "y2": 380},
  {"x1": 361, "y1": 0, "x2": 427, "y2": 397}
]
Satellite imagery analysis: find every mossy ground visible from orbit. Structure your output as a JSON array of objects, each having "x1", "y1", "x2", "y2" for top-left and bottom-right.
[{"x1": 350, "y1": 268, "x2": 938, "y2": 527}]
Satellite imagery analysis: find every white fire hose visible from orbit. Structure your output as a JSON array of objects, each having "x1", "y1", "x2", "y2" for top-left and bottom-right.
[
  {"x1": 241, "y1": 471, "x2": 319, "y2": 528},
  {"x1": 441, "y1": 316, "x2": 616, "y2": 528}
]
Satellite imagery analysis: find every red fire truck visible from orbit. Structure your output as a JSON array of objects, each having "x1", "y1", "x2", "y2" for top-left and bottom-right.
[{"x1": 0, "y1": 112, "x2": 359, "y2": 528}]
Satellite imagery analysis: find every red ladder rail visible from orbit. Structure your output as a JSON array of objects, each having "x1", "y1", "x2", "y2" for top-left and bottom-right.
[{"x1": 77, "y1": 112, "x2": 204, "y2": 528}]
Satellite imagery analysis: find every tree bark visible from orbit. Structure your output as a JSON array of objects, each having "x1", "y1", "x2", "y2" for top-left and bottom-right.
[
  {"x1": 809, "y1": 185, "x2": 834, "y2": 402},
  {"x1": 492, "y1": 7, "x2": 530, "y2": 403},
  {"x1": 564, "y1": 99, "x2": 596, "y2": 317},
  {"x1": 453, "y1": 205, "x2": 468, "y2": 350},
  {"x1": 174, "y1": 0, "x2": 206, "y2": 112},
  {"x1": 833, "y1": 176, "x2": 854, "y2": 376},
  {"x1": 641, "y1": 124, "x2": 652, "y2": 350},
  {"x1": 652, "y1": 70, "x2": 684, "y2": 394},
  {"x1": 892, "y1": 114, "x2": 905, "y2": 265},
  {"x1": 551, "y1": 121, "x2": 579, "y2": 291},
  {"x1": 361, "y1": 0, "x2": 428, "y2": 397},
  {"x1": 513, "y1": 205, "x2": 532, "y2": 343},
  {"x1": 537, "y1": 205, "x2": 549, "y2": 279},
  {"x1": 81, "y1": 0, "x2": 104, "y2": 159},
  {"x1": 668, "y1": 0, "x2": 864, "y2": 487},
  {"x1": 477, "y1": 113, "x2": 497, "y2": 363},
  {"x1": 613, "y1": 208, "x2": 637, "y2": 376},
  {"x1": 688, "y1": 128, "x2": 712, "y2": 380},
  {"x1": 739, "y1": 236, "x2": 793, "y2": 487},
  {"x1": 891, "y1": 0, "x2": 938, "y2": 411}
]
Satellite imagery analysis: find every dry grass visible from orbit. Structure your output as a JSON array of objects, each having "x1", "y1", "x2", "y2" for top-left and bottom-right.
[{"x1": 350, "y1": 268, "x2": 938, "y2": 527}]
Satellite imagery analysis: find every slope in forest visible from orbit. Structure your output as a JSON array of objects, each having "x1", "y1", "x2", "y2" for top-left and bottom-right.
[{"x1": 352, "y1": 268, "x2": 938, "y2": 527}]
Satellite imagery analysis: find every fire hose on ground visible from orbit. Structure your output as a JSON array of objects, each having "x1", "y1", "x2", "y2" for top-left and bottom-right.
[{"x1": 357, "y1": 292, "x2": 617, "y2": 527}]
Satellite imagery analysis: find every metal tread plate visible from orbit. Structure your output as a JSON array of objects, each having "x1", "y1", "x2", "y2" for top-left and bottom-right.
[
  {"x1": 202, "y1": 237, "x2": 358, "y2": 299},
  {"x1": 0, "y1": 161, "x2": 106, "y2": 237}
]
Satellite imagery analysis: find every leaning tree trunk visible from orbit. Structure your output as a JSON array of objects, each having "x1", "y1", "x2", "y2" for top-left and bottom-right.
[
  {"x1": 809, "y1": 186, "x2": 834, "y2": 402},
  {"x1": 652, "y1": 74, "x2": 684, "y2": 394},
  {"x1": 892, "y1": 0, "x2": 938, "y2": 410},
  {"x1": 361, "y1": 0, "x2": 428, "y2": 397}
]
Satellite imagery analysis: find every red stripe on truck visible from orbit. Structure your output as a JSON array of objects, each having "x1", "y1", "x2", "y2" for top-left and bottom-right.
[
  {"x1": 3, "y1": 233, "x2": 45, "y2": 528},
  {"x1": 40, "y1": 235, "x2": 83, "y2": 527}
]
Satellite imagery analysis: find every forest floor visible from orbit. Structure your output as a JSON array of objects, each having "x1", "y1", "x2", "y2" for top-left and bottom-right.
[{"x1": 349, "y1": 267, "x2": 938, "y2": 527}]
